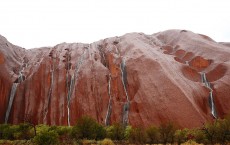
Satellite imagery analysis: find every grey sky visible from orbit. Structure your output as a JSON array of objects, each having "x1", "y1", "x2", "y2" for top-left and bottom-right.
[{"x1": 0, "y1": 0, "x2": 230, "y2": 48}]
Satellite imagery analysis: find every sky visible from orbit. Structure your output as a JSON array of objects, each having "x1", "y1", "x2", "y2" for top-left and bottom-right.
[{"x1": 0, "y1": 0, "x2": 230, "y2": 49}]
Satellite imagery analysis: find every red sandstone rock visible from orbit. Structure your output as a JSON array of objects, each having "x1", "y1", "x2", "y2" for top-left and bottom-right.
[{"x1": 0, "y1": 30, "x2": 230, "y2": 128}]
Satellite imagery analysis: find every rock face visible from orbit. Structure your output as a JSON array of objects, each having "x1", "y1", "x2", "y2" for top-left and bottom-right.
[{"x1": 0, "y1": 30, "x2": 230, "y2": 128}]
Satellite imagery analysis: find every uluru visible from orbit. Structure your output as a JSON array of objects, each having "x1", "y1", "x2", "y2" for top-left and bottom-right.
[{"x1": 0, "y1": 29, "x2": 230, "y2": 128}]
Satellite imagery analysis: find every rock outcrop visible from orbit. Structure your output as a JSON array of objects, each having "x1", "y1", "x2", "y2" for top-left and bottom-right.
[{"x1": 0, "y1": 30, "x2": 230, "y2": 128}]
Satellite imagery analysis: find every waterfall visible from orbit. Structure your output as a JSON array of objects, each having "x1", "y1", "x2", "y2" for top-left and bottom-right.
[
  {"x1": 120, "y1": 59, "x2": 129, "y2": 101},
  {"x1": 18, "y1": 71, "x2": 24, "y2": 83},
  {"x1": 67, "y1": 75, "x2": 75, "y2": 126},
  {"x1": 209, "y1": 91, "x2": 217, "y2": 118},
  {"x1": 185, "y1": 61, "x2": 189, "y2": 65},
  {"x1": 201, "y1": 73, "x2": 211, "y2": 89},
  {"x1": 5, "y1": 83, "x2": 18, "y2": 123},
  {"x1": 122, "y1": 102, "x2": 130, "y2": 126},
  {"x1": 66, "y1": 51, "x2": 85, "y2": 126},
  {"x1": 120, "y1": 59, "x2": 130, "y2": 126},
  {"x1": 43, "y1": 65, "x2": 54, "y2": 121},
  {"x1": 105, "y1": 74, "x2": 112, "y2": 126},
  {"x1": 66, "y1": 50, "x2": 71, "y2": 92},
  {"x1": 201, "y1": 72, "x2": 217, "y2": 118}
]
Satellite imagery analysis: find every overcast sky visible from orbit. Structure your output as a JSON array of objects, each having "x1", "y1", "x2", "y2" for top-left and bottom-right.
[{"x1": 0, "y1": 0, "x2": 230, "y2": 49}]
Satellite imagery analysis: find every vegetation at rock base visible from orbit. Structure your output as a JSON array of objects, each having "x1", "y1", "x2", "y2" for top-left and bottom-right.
[{"x1": 0, "y1": 114, "x2": 230, "y2": 144}]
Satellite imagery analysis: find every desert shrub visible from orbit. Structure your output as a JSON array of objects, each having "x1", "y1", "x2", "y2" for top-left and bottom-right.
[
  {"x1": 95, "y1": 124, "x2": 106, "y2": 140},
  {"x1": 159, "y1": 122, "x2": 177, "y2": 144},
  {"x1": 55, "y1": 126, "x2": 72, "y2": 136},
  {"x1": 0, "y1": 124, "x2": 10, "y2": 139},
  {"x1": 106, "y1": 123, "x2": 125, "y2": 141},
  {"x1": 192, "y1": 129, "x2": 207, "y2": 144},
  {"x1": 146, "y1": 125, "x2": 159, "y2": 144},
  {"x1": 175, "y1": 129, "x2": 189, "y2": 145},
  {"x1": 81, "y1": 139, "x2": 97, "y2": 145},
  {"x1": 181, "y1": 140, "x2": 202, "y2": 145},
  {"x1": 35, "y1": 124, "x2": 50, "y2": 134},
  {"x1": 128, "y1": 127, "x2": 147, "y2": 144},
  {"x1": 16, "y1": 123, "x2": 34, "y2": 140},
  {"x1": 33, "y1": 130, "x2": 59, "y2": 145},
  {"x1": 214, "y1": 118, "x2": 230, "y2": 144},
  {"x1": 202, "y1": 121, "x2": 220, "y2": 144},
  {"x1": 54, "y1": 126, "x2": 72, "y2": 143},
  {"x1": 0, "y1": 123, "x2": 34, "y2": 140},
  {"x1": 100, "y1": 138, "x2": 115, "y2": 145},
  {"x1": 1, "y1": 124, "x2": 19, "y2": 140},
  {"x1": 124, "y1": 125, "x2": 132, "y2": 140},
  {"x1": 71, "y1": 116, "x2": 106, "y2": 140}
]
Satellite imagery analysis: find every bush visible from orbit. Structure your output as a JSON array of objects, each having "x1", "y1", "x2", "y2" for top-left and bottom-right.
[
  {"x1": 0, "y1": 124, "x2": 10, "y2": 139},
  {"x1": 215, "y1": 118, "x2": 230, "y2": 144},
  {"x1": 1, "y1": 124, "x2": 19, "y2": 140},
  {"x1": 124, "y1": 125, "x2": 132, "y2": 140},
  {"x1": 71, "y1": 116, "x2": 106, "y2": 140},
  {"x1": 33, "y1": 130, "x2": 59, "y2": 145},
  {"x1": 35, "y1": 124, "x2": 50, "y2": 134},
  {"x1": 100, "y1": 138, "x2": 115, "y2": 145},
  {"x1": 146, "y1": 125, "x2": 159, "y2": 144},
  {"x1": 128, "y1": 127, "x2": 147, "y2": 144},
  {"x1": 106, "y1": 123, "x2": 125, "y2": 141},
  {"x1": 175, "y1": 129, "x2": 188, "y2": 145},
  {"x1": 16, "y1": 123, "x2": 34, "y2": 140},
  {"x1": 159, "y1": 122, "x2": 177, "y2": 144},
  {"x1": 192, "y1": 129, "x2": 207, "y2": 144}
]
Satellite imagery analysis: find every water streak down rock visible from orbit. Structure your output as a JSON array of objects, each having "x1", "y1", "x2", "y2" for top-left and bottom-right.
[
  {"x1": 5, "y1": 83, "x2": 18, "y2": 123},
  {"x1": 201, "y1": 73, "x2": 217, "y2": 118},
  {"x1": 0, "y1": 30, "x2": 230, "y2": 128}
]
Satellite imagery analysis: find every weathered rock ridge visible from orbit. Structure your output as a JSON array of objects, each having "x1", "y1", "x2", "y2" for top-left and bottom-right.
[{"x1": 0, "y1": 30, "x2": 230, "y2": 128}]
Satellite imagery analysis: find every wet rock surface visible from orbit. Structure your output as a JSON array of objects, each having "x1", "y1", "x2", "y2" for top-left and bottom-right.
[{"x1": 0, "y1": 29, "x2": 230, "y2": 128}]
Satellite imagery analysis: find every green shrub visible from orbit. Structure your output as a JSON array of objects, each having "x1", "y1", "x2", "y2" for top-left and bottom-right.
[
  {"x1": 55, "y1": 126, "x2": 72, "y2": 136},
  {"x1": 175, "y1": 129, "x2": 188, "y2": 145},
  {"x1": 35, "y1": 124, "x2": 50, "y2": 134},
  {"x1": 1, "y1": 125, "x2": 19, "y2": 140},
  {"x1": 124, "y1": 125, "x2": 132, "y2": 140},
  {"x1": 215, "y1": 118, "x2": 230, "y2": 144},
  {"x1": 146, "y1": 125, "x2": 159, "y2": 144},
  {"x1": 100, "y1": 138, "x2": 115, "y2": 145},
  {"x1": 33, "y1": 130, "x2": 59, "y2": 145},
  {"x1": 71, "y1": 116, "x2": 105, "y2": 140},
  {"x1": 192, "y1": 129, "x2": 207, "y2": 144},
  {"x1": 0, "y1": 124, "x2": 10, "y2": 139},
  {"x1": 106, "y1": 123, "x2": 125, "y2": 141},
  {"x1": 159, "y1": 122, "x2": 177, "y2": 144},
  {"x1": 17, "y1": 123, "x2": 34, "y2": 140},
  {"x1": 128, "y1": 127, "x2": 147, "y2": 144}
]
